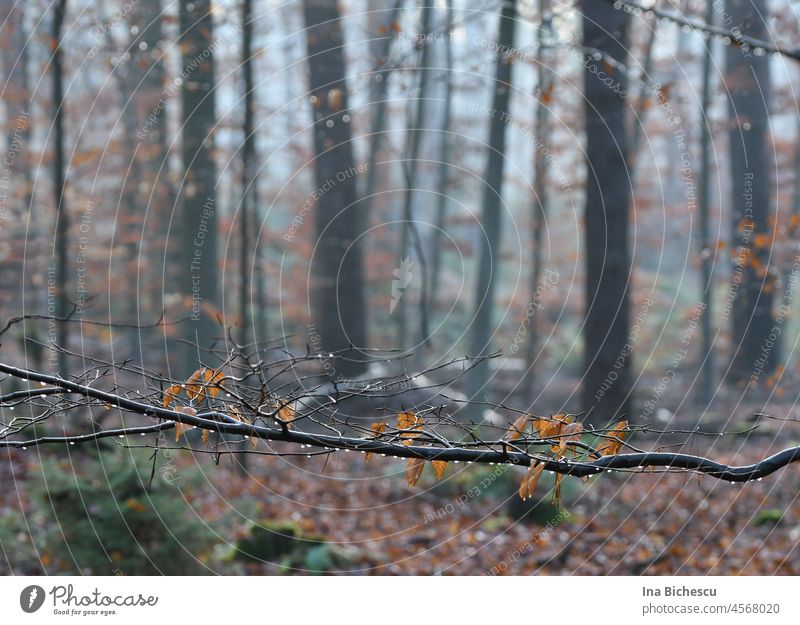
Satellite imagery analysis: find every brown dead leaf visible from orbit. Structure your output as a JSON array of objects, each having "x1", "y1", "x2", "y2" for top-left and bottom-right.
[
  {"x1": 185, "y1": 368, "x2": 206, "y2": 402},
  {"x1": 562, "y1": 422, "x2": 584, "y2": 456},
  {"x1": 365, "y1": 423, "x2": 387, "y2": 463},
  {"x1": 204, "y1": 368, "x2": 226, "y2": 399},
  {"x1": 505, "y1": 413, "x2": 530, "y2": 441},
  {"x1": 398, "y1": 412, "x2": 423, "y2": 446},
  {"x1": 553, "y1": 473, "x2": 563, "y2": 507},
  {"x1": 173, "y1": 406, "x2": 197, "y2": 441},
  {"x1": 519, "y1": 461, "x2": 545, "y2": 501},
  {"x1": 162, "y1": 384, "x2": 181, "y2": 408},
  {"x1": 406, "y1": 457, "x2": 425, "y2": 487},
  {"x1": 432, "y1": 460, "x2": 447, "y2": 480},
  {"x1": 534, "y1": 414, "x2": 572, "y2": 440},
  {"x1": 277, "y1": 402, "x2": 295, "y2": 429},
  {"x1": 598, "y1": 420, "x2": 628, "y2": 456},
  {"x1": 185, "y1": 368, "x2": 225, "y2": 403},
  {"x1": 174, "y1": 422, "x2": 192, "y2": 442}
]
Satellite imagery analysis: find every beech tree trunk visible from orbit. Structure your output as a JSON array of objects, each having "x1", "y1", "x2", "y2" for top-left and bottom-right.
[
  {"x1": 303, "y1": 0, "x2": 367, "y2": 378},
  {"x1": 428, "y1": 0, "x2": 454, "y2": 350},
  {"x1": 52, "y1": 0, "x2": 69, "y2": 377},
  {"x1": 581, "y1": 0, "x2": 632, "y2": 421},
  {"x1": 466, "y1": 0, "x2": 517, "y2": 414},
  {"x1": 698, "y1": 0, "x2": 716, "y2": 403},
  {"x1": 180, "y1": 0, "x2": 219, "y2": 371},
  {"x1": 725, "y1": 0, "x2": 776, "y2": 384},
  {"x1": 240, "y1": 0, "x2": 256, "y2": 350},
  {"x1": 524, "y1": 0, "x2": 553, "y2": 400},
  {"x1": 397, "y1": 4, "x2": 433, "y2": 353}
]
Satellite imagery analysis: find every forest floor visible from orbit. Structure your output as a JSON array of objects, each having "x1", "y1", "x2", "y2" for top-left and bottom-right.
[
  {"x1": 201, "y1": 430, "x2": 800, "y2": 575},
  {"x1": 2, "y1": 374, "x2": 799, "y2": 575}
]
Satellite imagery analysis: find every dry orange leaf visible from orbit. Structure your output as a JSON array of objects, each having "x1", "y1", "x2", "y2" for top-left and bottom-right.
[
  {"x1": 175, "y1": 421, "x2": 192, "y2": 443},
  {"x1": 506, "y1": 413, "x2": 530, "y2": 441},
  {"x1": 562, "y1": 421, "x2": 584, "y2": 456},
  {"x1": 202, "y1": 429, "x2": 209, "y2": 445},
  {"x1": 534, "y1": 414, "x2": 572, "y2": 440},
  {"x1": 432, "y1": 460, "x2": 447, "y2": 480},
  {"x1": 186, "y1": 368, "x2": 225, "y2": 403},
  {"x1": 598, "y1": 420, "x2": 628, "y2": 456},
  {"x1": 162, "y1": 384, "x2": 181, "y2": 408},
  {"x1": 365, "y1": 423, "x2": 387, "y2": 463},
  {"x1": 553, "y1": 473, "x2": 563, "y2": 507},
  {"x1": 173, "y1": 405, "x2": 197, "y2": 441},
  {"x1": 185, "y1": 368, "x2": 206, "y2": 402},
  {"x1": 406, "y1": 457, "x2": 425, "y2": 487},
  {"x1": 277, "y1": 402, "x2": 295, "y2": 429},
  {"x1": 519, "y1": 461, "x2": 545, "y2": 501},
  {"x1": 204, "y1": 369, "x2": 225, "y2": 399},
  {"x1": 398, "y1": 412, "x2": 423, "y2": 446}
]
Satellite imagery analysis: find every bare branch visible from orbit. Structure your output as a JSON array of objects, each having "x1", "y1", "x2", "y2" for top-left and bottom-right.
[
  {"x1": 1, "y1": 360, "x2": 799, "y2": 484},
  {"x1": 603, "y1": 0, "x2": 800, "y2": 62}
]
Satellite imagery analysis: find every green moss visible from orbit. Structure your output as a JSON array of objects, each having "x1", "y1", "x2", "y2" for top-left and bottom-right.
[
  {"x1": 752, "y1": 508, "x2": 783, "y2": 527},
  {"x1": 9, "y1": 449, "x2": 221, "y2": 575},
  {"x1": 233, "y1": 520, "x2": 347, "y2": 574},
  {"x1": 233, "y1": 521, "x2": 324, "y2": 562}
]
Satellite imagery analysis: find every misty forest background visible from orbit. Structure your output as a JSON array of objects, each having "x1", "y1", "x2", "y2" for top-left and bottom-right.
[{"x1": 2, "y1": 0, "x2": 800, "y2": 575}]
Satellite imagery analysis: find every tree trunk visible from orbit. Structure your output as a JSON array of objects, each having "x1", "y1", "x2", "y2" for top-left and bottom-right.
[
  {"x1": 0, "y1": 1, "x2": 36, "y2": 362},
  {"x1": 240, "y1": 0, "x2": 255, "y2": 351},
  {"x1": 0, "y1": 0, "x2": 31, "y2": 253},
  {"x1": 523, "y1": 0, "x2": 553, "y2": 402},
  {"x1": 697, "y1": 0, "x2": 716, "y2": 404},
  {"x1": 466, "y1": 0, "x2": 517, "y2": 414},
  {"x1": 628, "y1": 7, "x2": 658, "y2": 177},
  {"x1": 107, "y1": 17, "x2": 146, "y2": 359},
  {"x1": 397, "y1": 4, "x2": 433, "y2": 353},
  {"x1": 137, "y1": 0, "x2": 174, "y2": 317},
  {"x1": 52, "y1": 0, "x2": 69, "y2": 377},
  {"x1": 581, "y1": 0, "x2": 632, "y2": 421},
  {"x1": 725, "y1": 0, "x2": 776, "y2": 384},
  {"x1": 129, "y1": 0, "x2": 176, "y2": 371},
  {"x1": 303, "y1": 0, "x2": 367, "y2": 379},
  {"x1": 180, "y1": 0, "x2": 219, "y2": 372},
  {"x1": 363, "y1": 0, "x2": 403, "y2": 209},
  {"x1": 428, "y1": 0, "x2": 454, "y2": 350}
]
